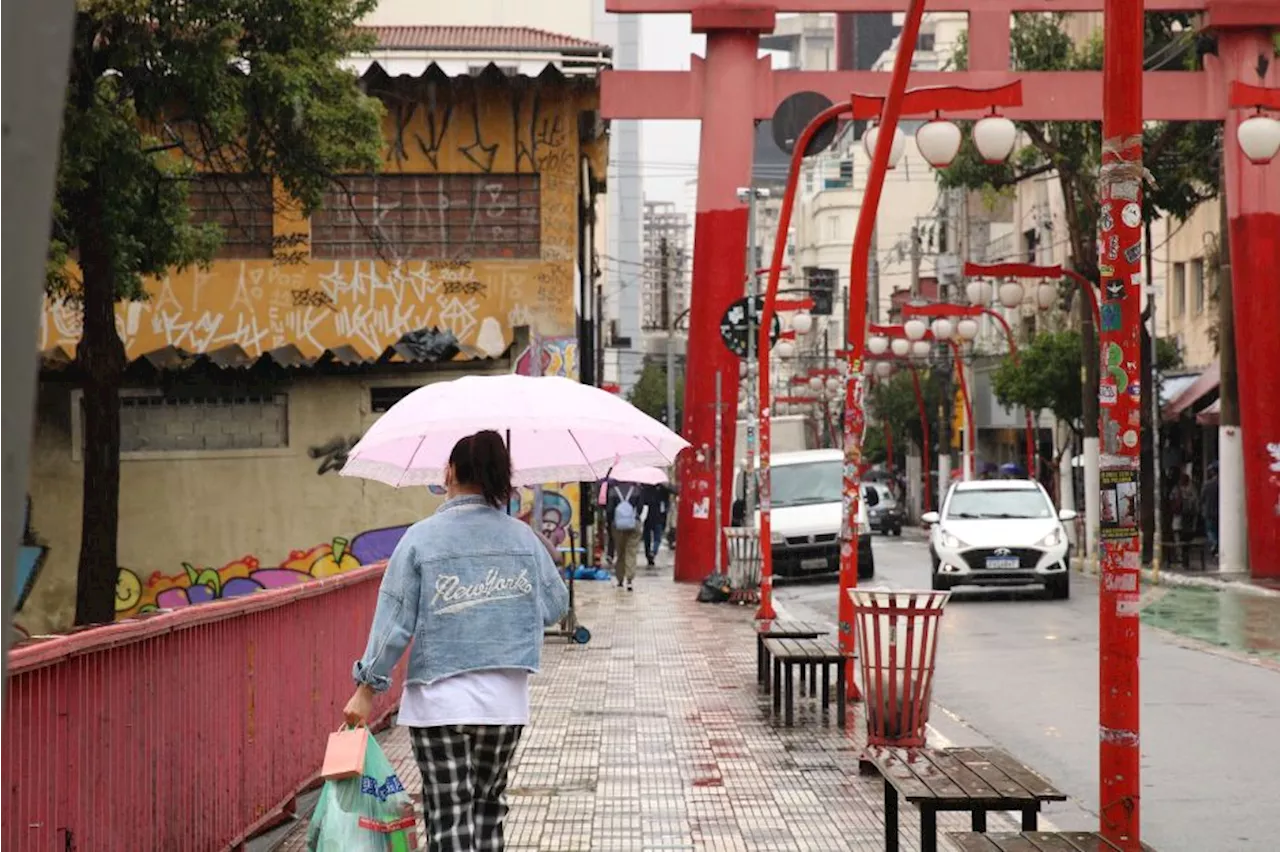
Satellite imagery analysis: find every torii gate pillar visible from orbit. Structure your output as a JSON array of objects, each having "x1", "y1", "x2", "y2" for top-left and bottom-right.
[{"x1": 671, "y1": 13, "x2": 772, "y2": 582}]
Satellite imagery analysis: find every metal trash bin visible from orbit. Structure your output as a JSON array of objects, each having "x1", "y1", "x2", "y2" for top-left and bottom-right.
[
  {"x1": 723, "y1": 527, "x2": 762, "y2": 605},
  {"x1": 849, "y1": 589, "x2": 949, "y2": 746}
]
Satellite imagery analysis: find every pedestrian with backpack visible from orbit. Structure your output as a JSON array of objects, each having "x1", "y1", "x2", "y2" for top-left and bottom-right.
[{"x1": 609, "y1": 481, "x2": 642, "y2": 590}]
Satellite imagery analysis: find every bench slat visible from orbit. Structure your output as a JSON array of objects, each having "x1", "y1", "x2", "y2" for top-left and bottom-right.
[
  {"x1": 949, "y1": 835, "x2": 1002, "y2": 852},
  {"x1": 897, "y1": 750, "x2": 968, "y2": 801},
  {"x1": 989, "y1": 835, "x2": 1042, "y2": 852},
  {"x1": 872, "y1": 748, "x2": 935, "y2": 800},
  {"x1": 917, "y1": 749, "x2": 1000, "y2": 802},
  {"x1": 948, "y1": 833, "x2": 1155, "y2": 852},
  {"x1": 947, "y1": 747, "x2": 1040, "y2": 800},
  {"x1": 970, "y1": 747, "x2": 1066, "y2": 801},
  {"x1": 1019, "y1": 833, "x2": 1092, "y2": 852}
]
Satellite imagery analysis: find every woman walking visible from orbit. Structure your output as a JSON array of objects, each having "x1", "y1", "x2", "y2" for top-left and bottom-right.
[{"x1": 343, "y1": 430, "x2": 569, "y2": 852}]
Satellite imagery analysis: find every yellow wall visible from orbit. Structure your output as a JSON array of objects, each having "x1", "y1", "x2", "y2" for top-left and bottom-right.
[
  {"x1": 39, "y1": 76, "x2": 603, "y2": 362},
  {"x1": 22, "y1": 75, "x2": 605, "y2": 635}
]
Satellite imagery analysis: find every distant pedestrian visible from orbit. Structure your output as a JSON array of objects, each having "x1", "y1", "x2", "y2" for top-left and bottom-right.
[
  {"x1": 1169, "y1": 472, "x2": 1199, "y2": 557},
  {"x1": 608, "y1": 481, "x2": 643, "y2": 590},
  {"x1": 1200, "y1": 462, "x2": 1219, "y2": 556},
  {"x1": 343, "y1": 430, "x2": 569, "y2": 852},
  {"x1": 640, "y1": 482, "x2": 671, "y2": 567}
]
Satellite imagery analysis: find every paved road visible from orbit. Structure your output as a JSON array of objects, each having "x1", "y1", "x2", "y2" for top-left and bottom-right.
[{"x1": 775, "y1": 533, "x2": 1280, "y2": 852}]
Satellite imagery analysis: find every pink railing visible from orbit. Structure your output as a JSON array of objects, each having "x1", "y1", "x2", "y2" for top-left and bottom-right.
[{"x1": 3, "y1": 562, "x2": 405, "y2": 852}]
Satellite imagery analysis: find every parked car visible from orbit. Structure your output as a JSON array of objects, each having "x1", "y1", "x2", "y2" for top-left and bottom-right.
[
  {"x1": 864, "y1": 483, "x2": 905, "y2": 536},
  {"x1": 732, "y1": 449, "x2": 874, "y2": 580},
  {"x1": 923, "y1": 479, "x2": 1076, "y2": 599}
]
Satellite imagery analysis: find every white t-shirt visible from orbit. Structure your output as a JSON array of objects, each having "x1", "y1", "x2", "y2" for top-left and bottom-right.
[{"x1": 397, "y1": 668, "x2": 531, "y2": 728}]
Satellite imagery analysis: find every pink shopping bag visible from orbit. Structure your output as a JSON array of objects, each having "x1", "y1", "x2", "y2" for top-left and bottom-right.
[{"x1": 320, "y1": 725, "x2": 367, "y2": 780}]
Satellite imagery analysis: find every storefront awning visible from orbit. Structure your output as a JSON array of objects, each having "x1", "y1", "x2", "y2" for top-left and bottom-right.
[
  {"x1": 1196, "y1": 399, "x2": 1220, "y2": 426},
  {"x1": 1162, "y1": 362, "x2": 1220, "y2": 422}
]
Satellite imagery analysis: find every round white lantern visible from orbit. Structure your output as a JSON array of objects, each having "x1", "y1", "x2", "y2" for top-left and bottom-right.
[
  {"x1": 867, "y1": 335, "x2": 890, "y2": 355},
  {"x1": 863, "y1": 124, "x2": 907, "y2": 170},
  {"x1": 911, "y1": 340, "x2": 932, "y2": 358},
  {"x1": 874, "y1": 361, "x2": 894, "y2": 378},
  {"x1": 965, "y1": 279, "x2": 992, "y2": 306},
  {"x1": 826, "y1": 376, "x2": 841, "y2": 393},
  {"x1": 808, "y1": 375, "x2": 823, "y2": 391},
  {"x1": 791, "y1": 311, "x2": 814, "y2": 335},
  {"x1": 930, "y1": 318, "x2": 954, "y2": 340},
  {"x1": 774, "y1": 338, "x2": 796, "y2": 358},
  {"x1": 904, "y1": 318, "x2": 928, "y2": 341},
  {"x1": 1237, "y1": 114, "x2": 1280, "y2": 165},
  {"x1": 890, "y1": 338, "x2": 911, "y2": 357},
  {"x1": 956, "y1": 318, "x2": 980, "y2": 341},
  {"x1": 1036, "y1": 280, "x2": 1057, "y2": 310},
  {"x1": 998, "y1": 280, "x2": 1025, "y2": 308},
  {"x1": 915, "y1": 119, "x2": 963, "y2": 168},
  {"x1": 974, "y1": 114, "x2": 1017, "y2": 164}
]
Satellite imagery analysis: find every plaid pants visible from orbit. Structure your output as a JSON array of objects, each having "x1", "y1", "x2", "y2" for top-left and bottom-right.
[{"x1": 410, "y1": 725, "x2": 523, "y2": 852}]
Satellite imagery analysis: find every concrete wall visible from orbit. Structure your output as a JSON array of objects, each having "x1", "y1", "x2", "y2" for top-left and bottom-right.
[{"x1": 1162, "y1": 200, "x2": 1220, "y2": 370}]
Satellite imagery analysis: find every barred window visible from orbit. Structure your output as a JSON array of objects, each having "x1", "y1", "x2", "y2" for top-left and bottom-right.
[
  {"x1": 311, "y1": 174, "x2": 541, "y2": 261},
  {"x1": 188, "y1": 175, "x2": 274, "y2": 258}
]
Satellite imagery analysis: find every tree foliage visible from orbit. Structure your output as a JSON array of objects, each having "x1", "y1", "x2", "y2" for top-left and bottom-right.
[
  {"x1": 991, "y1": 331, "x2": 1085, "y2": 434},
  {"x1": 866, "y1": 368, "x2": 947, "y2": 459},
  {"x1": 629, "y1": 361, "x2": 684, "y2": 431},
  {"x1": 56, "y1": 0, "x2": 385, "y2": 625}
]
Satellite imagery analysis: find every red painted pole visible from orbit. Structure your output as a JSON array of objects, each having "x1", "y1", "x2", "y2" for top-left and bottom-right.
[
  {"x1": 839, "y1": 0, "x2": 928, "y2": 703},
  {"x1": 1099, "y1": 0, "x2": 1143, "y2": 845},
  {"x1": 909, "y1": 366, "x2": 931, "y2": 513},
  {"x1": 673, "y1": 29, "x2": 760, "y2": 585},
  {"x1": 947, "y1": 340, "x2": 974, "y2": 479},
  {"x1": 756, "y1": 101, "x2": 851, "y2": 621}
]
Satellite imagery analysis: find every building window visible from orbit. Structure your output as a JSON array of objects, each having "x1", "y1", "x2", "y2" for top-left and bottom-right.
[
  {"x1": 370, "y1": 386, "x2": 420, "y2": 413},
  {"x1": 75, "y1": 391, "x2": 288, "y2": 456},
  {"x1": 1171, "y1": 262, "x2": 1186, "y2": 318},
  {"x1": 312, "y1": 174, "x2": 540, "y2": 260},
  {"x1": 188, "y1": 175, "x2": 274, "y2": 258},
  {"x1": 1190, "y1": 257, "x2": 1205, "y2": 315}
]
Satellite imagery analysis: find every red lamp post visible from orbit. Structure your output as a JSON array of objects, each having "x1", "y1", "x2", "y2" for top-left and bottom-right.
[
  {"x1": 900, "y1": 302, "x2": 1037, "y2": 478},
  {"x1": 867, "y1": 358, "x2": 933, "y2": 515},
  {"x1": 754, "y1": 39, "x2": 1024, "y2": 691},
  {"x1": 1098, "y1": 0, "x2": 1143, "y2": 845}
]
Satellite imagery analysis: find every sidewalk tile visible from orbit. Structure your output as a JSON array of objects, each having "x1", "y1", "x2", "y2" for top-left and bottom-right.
[{"x1": 276, "y1": 569, "x2": 1018, "y2": 851}]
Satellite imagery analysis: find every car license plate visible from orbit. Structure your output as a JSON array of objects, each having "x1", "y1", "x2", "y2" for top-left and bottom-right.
[
  {"x1": 985, "y1": 556, "x2": 1020, "y2": 569},
  {"x1": 801, "y1": 557, "x2": 828, "y2": 571}
]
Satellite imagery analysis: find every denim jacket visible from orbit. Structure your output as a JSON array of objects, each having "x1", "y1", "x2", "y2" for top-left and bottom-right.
[{"x1": 353, "y1": 495, "x2": 570, "y2": 692}]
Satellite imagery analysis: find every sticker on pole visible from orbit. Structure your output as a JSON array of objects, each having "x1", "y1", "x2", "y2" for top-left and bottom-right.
[
  {"x1": 719, "y1": 296, "x2": 782, "y2": 359},
  {"x1": 1099, "y1": 469, "x2": 1139, "y2": 540}
]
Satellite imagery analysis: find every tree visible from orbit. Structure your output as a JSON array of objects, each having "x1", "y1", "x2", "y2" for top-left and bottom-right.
[
  {"x1": 53, "y1": 0, "x2": 384, "y2": 625},
  {"x1": 991, "y1": 331, "x2": 1085, "y2": 436},
  {"x1": 866, "y1": 368, "x2": 947, "y2": 462},
  {"x1": 628, "y1": 361, "x2": 684, "y2": 431}
]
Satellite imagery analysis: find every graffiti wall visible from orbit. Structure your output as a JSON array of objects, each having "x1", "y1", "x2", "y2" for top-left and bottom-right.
[{"x1": 39, "y1": 77, "x2": 603, "y2": 362}]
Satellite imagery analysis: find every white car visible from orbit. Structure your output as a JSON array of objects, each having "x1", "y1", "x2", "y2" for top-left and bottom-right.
[{"x1": 922, "y1": 480, "x2": 1077, "y2": 599}]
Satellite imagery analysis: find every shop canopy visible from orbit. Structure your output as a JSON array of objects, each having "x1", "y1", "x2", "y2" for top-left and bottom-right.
[{"x1": 1161, "y1": 362, "x2": 1220, "y2": 422}]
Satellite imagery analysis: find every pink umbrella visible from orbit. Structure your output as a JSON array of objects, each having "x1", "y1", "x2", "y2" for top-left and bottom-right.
[
  {"x1": 610, "y1": 464, "x2": 670, "y2": 485},
  {"x1": 341, "y1": 374, "x2": 688, "y2": 487}
]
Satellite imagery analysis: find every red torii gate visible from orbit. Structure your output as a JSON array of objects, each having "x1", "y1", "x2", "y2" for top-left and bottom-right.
[{"x1": 602, "y1": 0, "x2": 1280, "y2": 583}]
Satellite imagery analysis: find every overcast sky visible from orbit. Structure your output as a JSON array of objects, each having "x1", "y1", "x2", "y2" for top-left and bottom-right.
[{"x1": 637, "y1": 15, "x2": 703, "y2": 211}]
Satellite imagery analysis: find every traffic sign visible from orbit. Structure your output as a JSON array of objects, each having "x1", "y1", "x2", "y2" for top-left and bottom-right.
[{"x1": 719, "y1": 296, "x2": 781, "y2": 358}]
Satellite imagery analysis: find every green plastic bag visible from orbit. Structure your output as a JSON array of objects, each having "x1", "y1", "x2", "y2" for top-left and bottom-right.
[{"x1": 307, "y1": 731, "x2": 417, "y2": 852}]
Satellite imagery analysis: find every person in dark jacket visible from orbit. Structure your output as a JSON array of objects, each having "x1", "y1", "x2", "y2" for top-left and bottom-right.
[
  {"x1": 1200, "y1": 462, "x2": 1219, "y2": 556},
  {"x1": 640, "y1": 483, "x2": 672, "y2": 567}
]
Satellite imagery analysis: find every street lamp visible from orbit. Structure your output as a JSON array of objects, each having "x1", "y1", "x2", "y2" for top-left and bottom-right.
[
  {"x1": 1237, "y1": 110, "x2": 1280, "y2": 164},
  {"x1": 867, "y1": 335, "x2": 890, "y2": 355},
  {"x1": 1035, "y1": 279, "x2": 1057, "y2": 310},
  {"x1": 973, "y1": 112, "x2": 1018, "y2": 164},
  {"x1": 863, "y1": 123, "x2": 906, "y2": 169},
  {"x1": 890, "y1": 338, "x2": 911, "y2": 357},
  {"x1": 904, "y1": 318, "x2": 929, "y2": 341},
  {"x1": 774, "y1": 338, "x2": 796, "y2": 358},
  {"x1": 965, "y1": 279, "x2": 993, "y2": 306},
  {"x1": 915, "y1": 117, "x2": 964, "y2": 168},
  {"x1": 997, "y1": 279, "x2": 1025, "y2": 308},
  {"x1": 791, "y1": 310, "x2": 814, "y2": 335},
  {"x1": 930, "y1": 318, "x2": 954, "y2": 340},
  {"x1": 874, "y1": 361, "x2": 894, "y2": 378},
  {"x1": 955, "y1": 317, "x2": 980, "y2": 341},
  {"x1": 911, "y1": 340, "x2": 932, "y2": 358}
]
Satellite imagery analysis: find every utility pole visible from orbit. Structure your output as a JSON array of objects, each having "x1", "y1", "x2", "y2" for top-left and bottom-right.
[
  {"x1": 661, "y1": 236, "x2": 677, "y2": 430},
  {"x1": 1217, "y1": 166, "x2": 1245, "y2": 573},
  {"x1": 1, "y1": 1, "x2": 76, "y2": 690},
  {"x1": 739, "y1": 186, "x2": 765, "y2": 524},
  {"x1": 909, "y1": 221, "x2": 922, "y2": 300},
  {"x1": 1098, "y1": 0, "x2": 1144, "y2": 844}
]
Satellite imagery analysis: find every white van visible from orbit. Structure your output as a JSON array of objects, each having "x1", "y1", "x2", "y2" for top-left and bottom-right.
[{"x1": 732, "y1": 449, "x2": 875, "y2": 579}]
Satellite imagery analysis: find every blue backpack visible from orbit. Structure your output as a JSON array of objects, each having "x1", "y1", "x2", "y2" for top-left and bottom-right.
[{"x1": 612, "y1": 486, "x2": 639, "y2": 532}]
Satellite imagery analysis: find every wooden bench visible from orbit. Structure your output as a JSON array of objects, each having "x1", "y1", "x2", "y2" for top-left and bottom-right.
[
  {"x1": 1161, "y1": 537, "x2": 1208, "y2": 571},
  {"x1": 762, "y1": 637, "x2": 847, "y2": 729},
  {"x1": 949, "y1": 831, "x2": 1157, "y2": 851},
  {"x1": 756, "y1": 620, "x2": 828, "y2": 688},
  {"x1": 865, "y1": 745, "x2": 1067, "y2": 852}
]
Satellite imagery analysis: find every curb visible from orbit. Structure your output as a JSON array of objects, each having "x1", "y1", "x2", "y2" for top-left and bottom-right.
[{"x1": 1071, "y1": 557, "x2": 1280, "y2": 598}]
